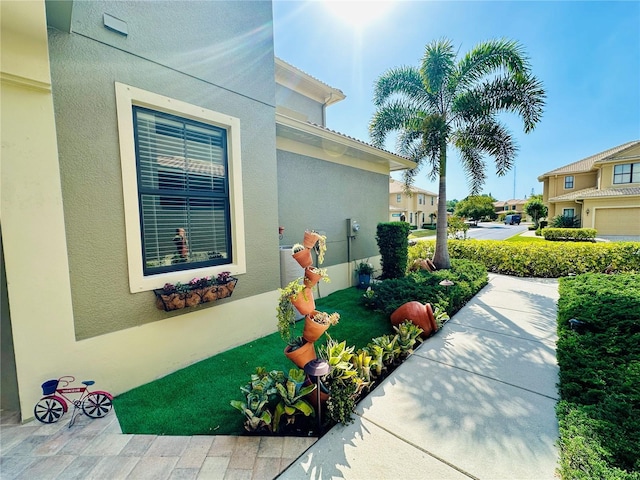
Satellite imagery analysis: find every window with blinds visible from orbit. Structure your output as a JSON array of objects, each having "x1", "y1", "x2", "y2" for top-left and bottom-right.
[{"x1": 133, "y1": 106, "x2": 231, "y2": 275}]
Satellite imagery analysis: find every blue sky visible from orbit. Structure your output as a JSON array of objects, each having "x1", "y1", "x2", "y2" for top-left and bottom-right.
[{"x1": 272, "y1": 1, "x2": 640, "y2": 201}]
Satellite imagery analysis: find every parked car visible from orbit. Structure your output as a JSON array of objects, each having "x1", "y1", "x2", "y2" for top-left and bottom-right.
[{"x1": 504, "y1": 214, "x2": 521, "y2": 225}]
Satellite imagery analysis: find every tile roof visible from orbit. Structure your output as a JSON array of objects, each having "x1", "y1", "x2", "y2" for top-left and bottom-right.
[
  {"x1": 389, "y1": 178, "x2": 437, "y2": 196},
  {"x1": 275, "y1": 57, "x2": 342, "y2": 94},
  {"x1": 306, "y1": 122, "x2": 411, "y2": 161},
  {"x1": 539, "y1": 140, "x2": 640, "y2": 178},
  {"x1": 549, "y1": 186, "x2": 640, "y2": 202}
]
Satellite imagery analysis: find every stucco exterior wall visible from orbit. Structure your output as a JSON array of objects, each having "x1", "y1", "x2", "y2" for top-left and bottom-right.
[
  {"x1": 275, "y1": 83, "x2": 324, "y2": 125},
  {"x1": 48, "y1": 1, "x2": 279, "y2": 340},
  {"x1": 1, "y1": 0, "x2": 287, "y2": 421},
  {"x1": 548, "y1": 171, "x2": 597, "y2": 196},
  {"x1": 277, "y1": 149, "x2": 388, "y2": 287}
]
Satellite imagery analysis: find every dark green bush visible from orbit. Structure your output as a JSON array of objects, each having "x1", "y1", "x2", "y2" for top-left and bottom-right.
[
  {"x1": 551, "y1": 214, "x2": 581, "y2": 228},
  {"x1": 556, "y1": 274, "x2": 640, "y2": 477},
  {"x1": 364, "y1": 259, "x2": 488, "y2": 317},
  {"x1": 409, "y1": 240, "x2": 640, "y2": 277},
  {"x1": 376, "y1": 222, "x2": 411, "y2": 279},
  {"x1": 544, "y1": 228, "x2": 596, "y2": 242}
]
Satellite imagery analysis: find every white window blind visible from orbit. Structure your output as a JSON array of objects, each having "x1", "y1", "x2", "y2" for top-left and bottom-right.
[{"x1": 134, "y1": 107, "x2": 231, "y2": 275}]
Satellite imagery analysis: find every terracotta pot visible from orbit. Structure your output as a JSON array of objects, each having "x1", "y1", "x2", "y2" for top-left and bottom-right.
[
  {"x1": 292, "y1": 248, "x2": 313, "y2": 268},
  {"x1": 390, "y1": 301, "x2": 437, "y2": 337},
  {"x1": 304, "y1": 267, "x2": 322, "y2": 288},
  {"x1": 291, "y1": 288, "x2": 315, "y2": 315},
  {"x1": 303, "y1": 231, "x2": 321, "y2": 249},
  {"x1": 284, "y1": 341, "x2": 317, "y2": 369},
  {"x1": 303, "y1": 312, "x2": 330, "y2": 342}
]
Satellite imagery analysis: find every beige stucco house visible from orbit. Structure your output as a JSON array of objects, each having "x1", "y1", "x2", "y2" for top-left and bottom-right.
[
  {"x1": 1, "y1": 0, "x2": 414, "y2": 421},
  {"x1": 493, "y1": 199, "x2": 528, "y2": 214},
  {"x1": 389, "y1": 179, "x2": 438, "y2": 226},
  {"x1": 538, "y1": 140, "x2": 640, "y2": 240}
]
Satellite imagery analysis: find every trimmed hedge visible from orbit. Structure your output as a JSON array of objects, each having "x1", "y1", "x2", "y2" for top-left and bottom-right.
[
  {"x1": 376, "y1": 222, "x2": 412, "y2": 279},
  {"x1": 543, "y1": 227, "x2": 596, "y2": 242},
  {"x1": 364, "y1": 259, "x2": 488, "y2": 317},
  {"x1": 556, "y1": 274, "x2": 640, "y2": 478},
  {"x1": 409, "y1": 240, "x2": 640, "y2": 277}
]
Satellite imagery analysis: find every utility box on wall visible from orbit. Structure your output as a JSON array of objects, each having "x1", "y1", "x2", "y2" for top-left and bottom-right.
[
  {"x1": 347, "y1": 218, "x2": 360, "y2": 238},
  {"x1": 279, "y1": 245, "x2": 303, "y2": 288}
]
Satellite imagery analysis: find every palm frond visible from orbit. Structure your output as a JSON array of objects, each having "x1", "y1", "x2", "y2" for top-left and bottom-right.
[
  {"x1": 420, "y1": 38, "x2": 456, "y2": 96},
  {"x1": 455, "y1": 38, "x2": 530, "y2": 89},
  {"x1": 372, "y1": 66, "x2": 430, "y2": 107},
  {"x1": 454, "y1": 136, "x2": 486, "y2": 195},
  {"x1": 456, "y1": 120, "x2": 518, "y2": 181},
  {"x1": 368, "y1": 100, "x2": 422, "y2": 147}
]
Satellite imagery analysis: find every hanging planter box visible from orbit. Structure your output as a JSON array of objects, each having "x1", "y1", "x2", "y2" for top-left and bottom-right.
[{"x1": 154, "y1": 277, "x2": 238, "y2": 312}]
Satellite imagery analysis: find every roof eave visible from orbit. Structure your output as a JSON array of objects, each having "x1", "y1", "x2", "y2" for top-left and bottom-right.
[
  {"x1": 275, "y1": 58, "x2": 346, "y2": 106},
  {"x1": 276, "y1": 113, "x2": 416, "y2": 171}
]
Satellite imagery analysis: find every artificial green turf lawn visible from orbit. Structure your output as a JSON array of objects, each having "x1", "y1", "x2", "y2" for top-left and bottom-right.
[{"x1": 113, "y1": 287, "x2": 392, "y2": 436}]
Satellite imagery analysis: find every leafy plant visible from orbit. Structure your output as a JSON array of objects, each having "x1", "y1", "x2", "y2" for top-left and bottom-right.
[
  {"x1": 272, "y1": 370, "x2": 316, "y2": 432},
  {"x1": 376, "y1": 222, "x2": 411, "y2": 279},
  {"x1": 556, "y1": 274, "x2": 640, "y2": 476},
  {"x1": 551, "y1": 214, "x2": 581, "y2": 228},
  {"x1": 543, "y1": 228, "x2": 596, "y2": 242},
  {"x1": 277, "y1": 278, "x2": 306, "y2": 341},
  {"x1": 447, "y1": 216, "x2": 469, "y2": 239},
  {"x1": 318, "y1": 336, "x2": 360, "y2": 425},
  {"x1": 432, "y1": 304, "x2": 450, "y2": 330},
  {"x1": 393, "y1": 320, "x2": 424, "y2": 357},
  {"x1": 354, "y1": 260, "x2": 374, "y2": 275},
  {"x1": 412, "y1": 239, "x2": 640, "y2": 277}
]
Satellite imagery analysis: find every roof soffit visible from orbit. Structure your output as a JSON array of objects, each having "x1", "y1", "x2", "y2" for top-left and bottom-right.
[{"x1": 276, "y1": 113, "x2": 415, "y2": 171}]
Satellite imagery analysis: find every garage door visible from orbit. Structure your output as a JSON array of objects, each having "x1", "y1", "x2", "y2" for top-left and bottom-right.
[{"x1": 594, "y1": 208, "x2": 640, "y2": 235}]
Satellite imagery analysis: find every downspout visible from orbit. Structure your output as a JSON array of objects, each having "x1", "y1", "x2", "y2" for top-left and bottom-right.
[
  {"x1": 574, "y1": 199, "x2": 584, "y2": 227},
  {"x1": 321, "y1": 93, "x2": 334, "y2": 126}
]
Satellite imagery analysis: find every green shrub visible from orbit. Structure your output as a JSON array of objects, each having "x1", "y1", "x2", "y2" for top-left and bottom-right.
[
  {"x1": 363, "y1": 259, "x2": 488, "y2": 317},
  {"x1": 551, "y1": 214, "x2": 581, "y2": 228},
  {"x1": 543, "y1": 228, "x2": 596, "y2": 242},
  {"x1": 409, "y1": 240, "x2": 640, "y2": 277},
  {"x1": 556, "y1": 274, "x2": 640, "y2": 477},
  {"x1": 376, "y1": 222, "x2": 411, "y2": 279}
]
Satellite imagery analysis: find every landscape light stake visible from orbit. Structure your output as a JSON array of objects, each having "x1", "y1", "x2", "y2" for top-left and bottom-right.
[{"x1": 304, "y1": 358, "x2": 330, "y2": 435}]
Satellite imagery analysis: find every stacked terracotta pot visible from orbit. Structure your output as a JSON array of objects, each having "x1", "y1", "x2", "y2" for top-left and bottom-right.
[{"x1": 284, "y1": 230, "x2": 334, "y2": 368}]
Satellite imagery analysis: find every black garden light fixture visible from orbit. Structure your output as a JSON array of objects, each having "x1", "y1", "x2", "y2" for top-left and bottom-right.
[{"x1": 304, "y1": 358, "x2": 330, "y2": 434}]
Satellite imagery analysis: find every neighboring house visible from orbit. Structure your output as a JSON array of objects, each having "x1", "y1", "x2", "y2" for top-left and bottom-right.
[
  {"x1": 0, "y1": 1, "x2": 414, "y2": 420},
  {"x1": 493, "y1": 199, "x2": 528, "y2": 214},
  {"x1": 389, "y1": 179, "x2": 438, "y2": 226},
  {"x1": 538, "y1": 141, "x2": 640, "y2": 240}
]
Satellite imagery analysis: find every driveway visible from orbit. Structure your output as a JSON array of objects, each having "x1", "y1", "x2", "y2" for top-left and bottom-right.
[{"x1": 465, "y1": 221, "x2": 528, "y2": 240}]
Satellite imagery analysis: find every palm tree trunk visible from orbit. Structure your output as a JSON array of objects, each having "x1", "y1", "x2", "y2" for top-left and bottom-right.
[{"x1": 433, "y1": 146, "x2": 451, "y2": 269}]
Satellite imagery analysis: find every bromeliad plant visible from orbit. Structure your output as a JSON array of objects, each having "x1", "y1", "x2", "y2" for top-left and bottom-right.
[
  {"x1": 231, "y1": 367, "x2": 316, "y2": 434},
  {"x1": 272, "y1": 369, "x2": 316, "y2": 432}
]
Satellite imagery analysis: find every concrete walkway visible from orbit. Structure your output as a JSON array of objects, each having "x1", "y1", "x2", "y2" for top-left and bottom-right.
[
  {"x1": 0, "y1": 274, "x2": 559, "y2": 479},
  {"x1": 279, "y1": 273, "x2": 560, "y2": 479}
]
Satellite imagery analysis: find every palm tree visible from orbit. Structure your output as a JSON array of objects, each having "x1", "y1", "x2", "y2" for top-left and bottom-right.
[{"x1": 370, "y1": 38, "x2": 545, "y2": 269}]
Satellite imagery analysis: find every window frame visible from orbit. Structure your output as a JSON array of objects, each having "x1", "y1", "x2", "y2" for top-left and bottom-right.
[
  {"x1": 613, "y1": 162, "x2": 640, "y2": 184},
  {"x1": 115, "y1": 82, "x2": 246, "y2": 293},
  {"x1": 562, "y1": 208, "x2": 575, "y2": 218},
  {"x1": 564, "y1": 176, "x2": 574, "y2": 189},
  {"x1": 396, "y1": 194, "x2": 401, "y2": 203}
]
